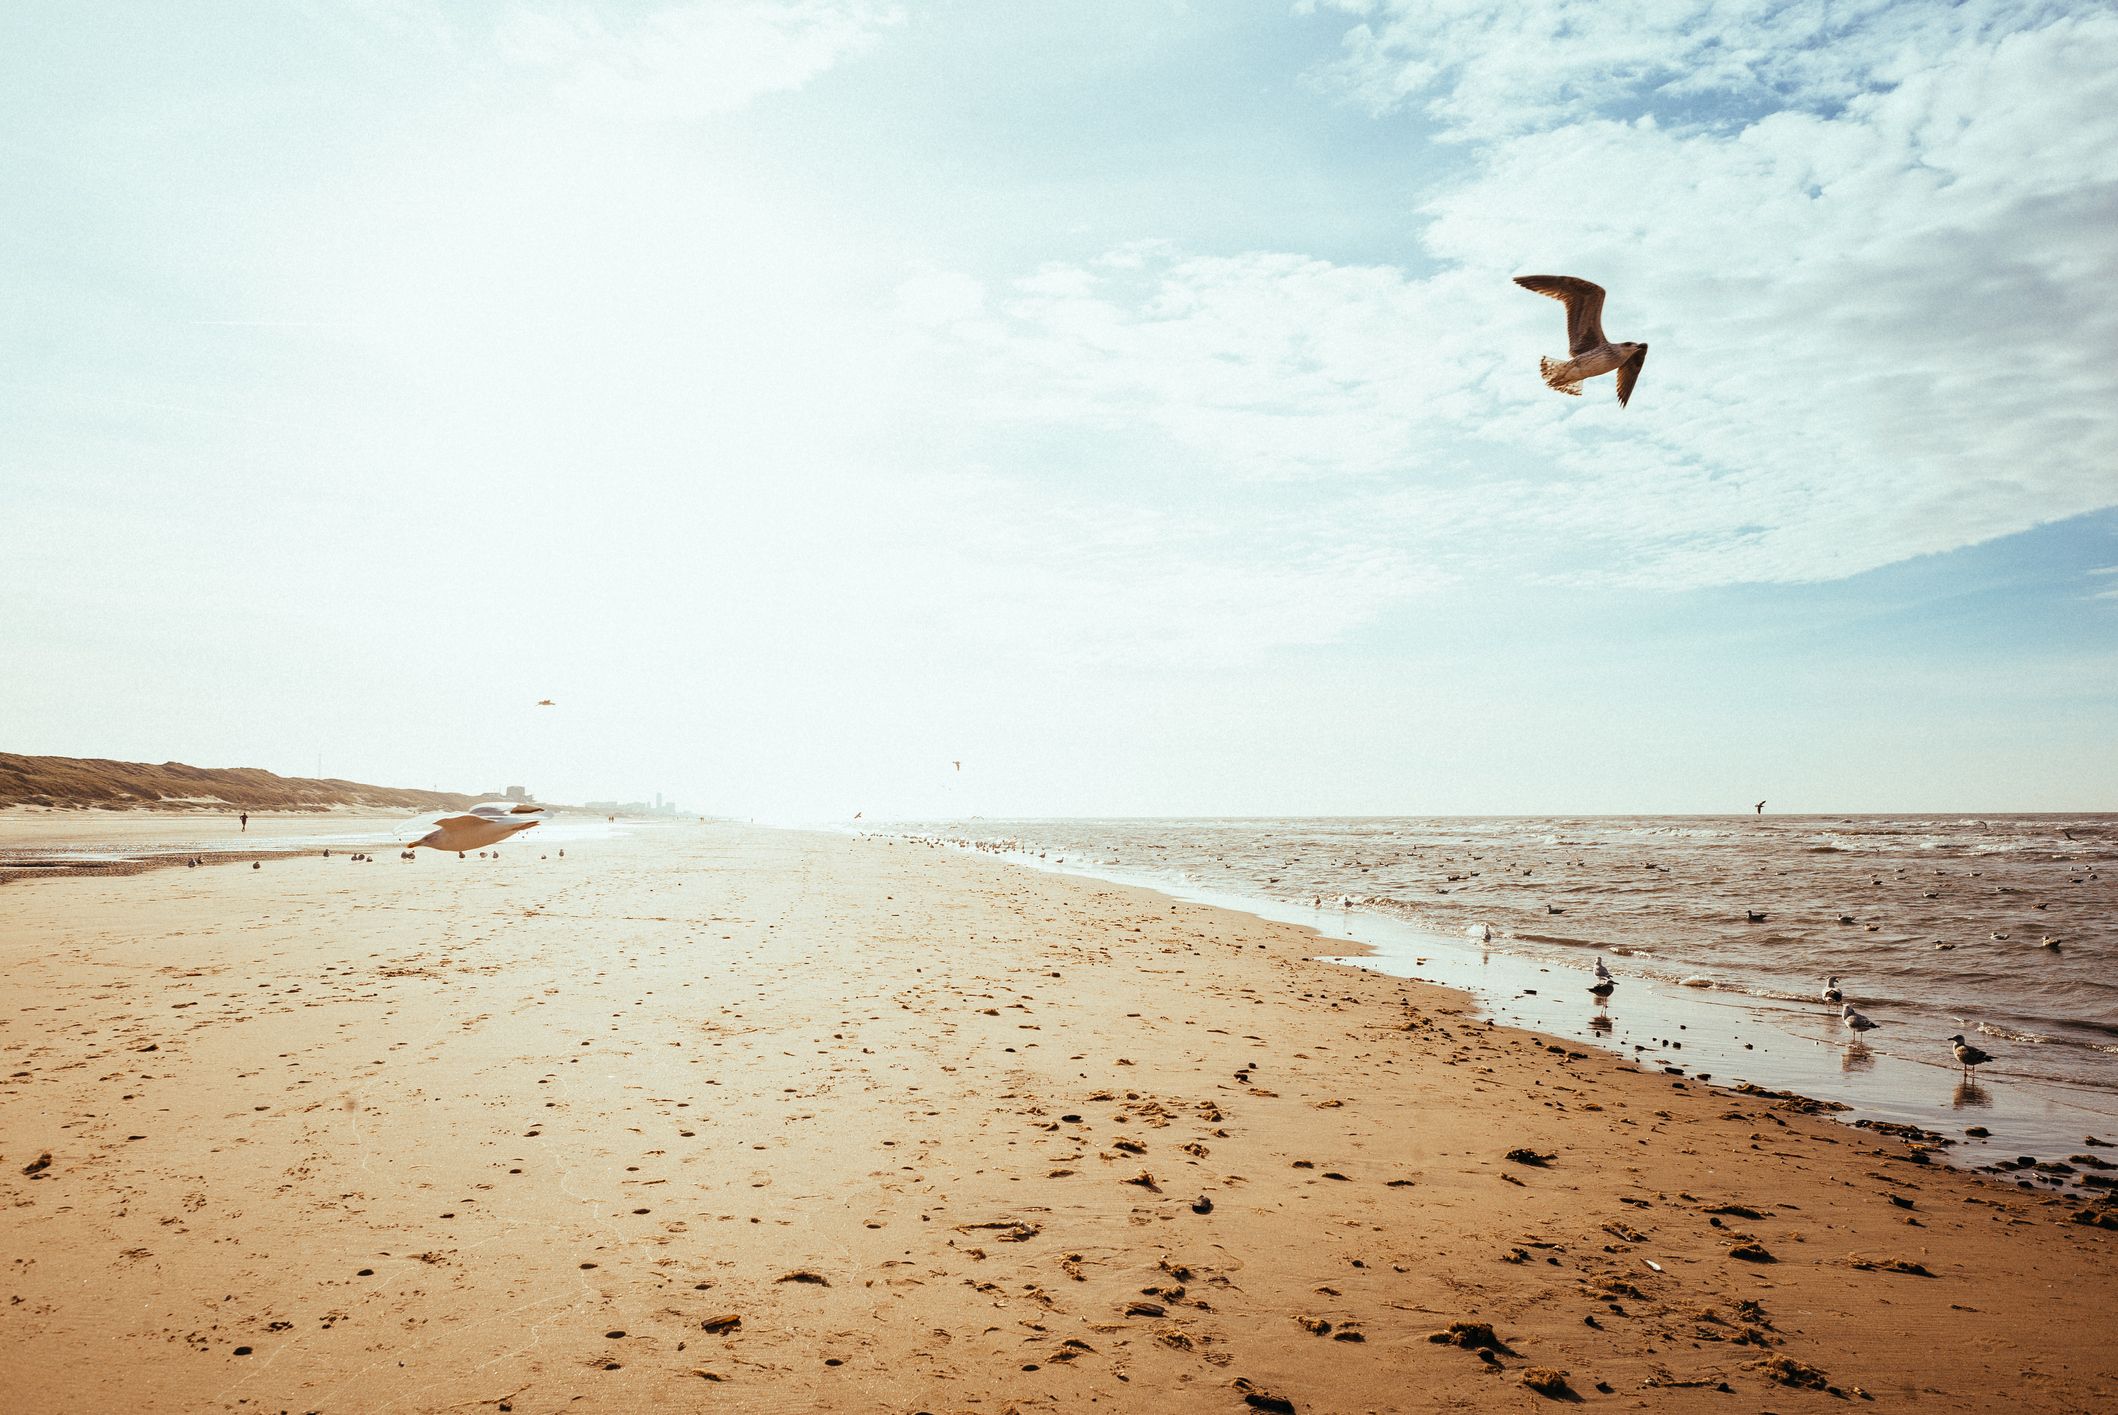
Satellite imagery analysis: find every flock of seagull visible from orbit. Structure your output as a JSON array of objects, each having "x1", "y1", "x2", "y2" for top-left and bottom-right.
[
  {"x1": 1581, "y1": 957, "x2": 1997, "y2": 1080},
  {"x1": 1815, "y1": 973, "x2": 1995, "y2": 1078}
]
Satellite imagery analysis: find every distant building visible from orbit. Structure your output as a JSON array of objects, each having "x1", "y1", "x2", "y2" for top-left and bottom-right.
[
  {"x1": 581, "y1": 795, "x2": 682, "y2": 816},
  {"x1": 504, "y1": 785, "x2": 528, "y2": 802}
]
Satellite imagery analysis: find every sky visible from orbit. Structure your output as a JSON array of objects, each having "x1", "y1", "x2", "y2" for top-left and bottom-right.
[{"x1": 2, "y1": 0, "x2": 2115, "y2": 820}]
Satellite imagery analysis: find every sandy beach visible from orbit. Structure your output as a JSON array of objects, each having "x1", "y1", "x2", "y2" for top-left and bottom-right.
[{"x1": 3, "y1": 823, "x2": 2115, "y2": 1413}]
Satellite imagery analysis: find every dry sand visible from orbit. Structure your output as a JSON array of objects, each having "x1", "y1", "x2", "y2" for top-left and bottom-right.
[{"x1": 2, "y1": 823, "x2": 2114, "y2": 1413}]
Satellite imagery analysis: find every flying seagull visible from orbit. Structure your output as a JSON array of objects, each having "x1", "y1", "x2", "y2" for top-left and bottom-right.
[
  {"x1": 406, "y1": 802, "x2": 546, "y2": 855},
  {"x1": 536, "y1": 699, "x2": 555, "y2": 706},
  {"x1": 1948, "y1": 1033, "x2": 1992, "y2": 1078},
  {"x1": 1514, "y1": 275, "x2": 1648, "y2": 406}
]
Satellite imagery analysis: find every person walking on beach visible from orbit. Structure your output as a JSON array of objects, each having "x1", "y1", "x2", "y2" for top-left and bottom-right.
[{"x1": 239, "y1": 811, "x2": 248, "y2": 832}]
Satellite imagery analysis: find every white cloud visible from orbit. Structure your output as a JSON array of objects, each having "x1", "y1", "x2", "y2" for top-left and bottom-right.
[
  {"x1": 1301, "y1": 0, "x2": 2039, "y2": 140},
  {"x1": 909, "y1": 6, "x2": 2118, "y2": 588},
  {"x1": 926, "y1": 246, "x2": 1495, "y2": 481},
  {"x1": 497, "y1": 0, "x2": 900, "y2": 119},
  {"x1": 894, "y1": 269, "x2": 987, "y2": 325}
]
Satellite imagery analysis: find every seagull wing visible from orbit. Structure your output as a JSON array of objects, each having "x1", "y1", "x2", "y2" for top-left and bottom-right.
[
  {"x1": 1615, "y1": 344, "x2": 1648, "y2": 407},
  {"x1": 1514, "y1": 275, "x2": 1607, "y2": 354},
  {"x1": 431, "y1": 814, "x2": 487, "y2": 830}
]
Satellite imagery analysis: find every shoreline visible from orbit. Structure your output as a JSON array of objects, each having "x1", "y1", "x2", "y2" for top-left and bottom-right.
[
  {"x1": 3, "y1": 823, "x2": 2114, "y2": 1410},
  {"x1": 0, "y1": 808, "x2": 409, "y2": 886},
  {"x1": 0, "y1": 808, "x2": 632, "y2": 887},
  {"x1": 895, "y1": 831, "x2": 2118, "y2": 1191}
]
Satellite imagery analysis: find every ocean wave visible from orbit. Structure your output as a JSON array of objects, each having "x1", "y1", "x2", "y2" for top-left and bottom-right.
[
  {"x1": 1977, "y1": 1022, "x2": 2049, "y2": 1044},
  {"x1": 1971, "y1": 1022, "x2": 2118, "y2": 1057}
]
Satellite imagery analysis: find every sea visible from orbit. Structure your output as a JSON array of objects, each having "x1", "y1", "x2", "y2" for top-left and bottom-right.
[{"x1": 895, "y1": 815, "x2": 2118, "y2": 1187}]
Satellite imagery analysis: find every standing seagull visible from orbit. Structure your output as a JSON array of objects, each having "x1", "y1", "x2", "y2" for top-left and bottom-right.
[
  {"x1": 1841, "y1": 1001, "x2": 1880, "y2": 1036},
  {"x1": 1589, "y1": 957, "x2": 1615, "y2": 997},
  {"x1": 1948, "y1": 1033, "x2": 1993, "y2": 1078},
  {"x1": 1822, "y1": 976, "x2": 1844, "y2": 1005},
  {"x1": 1514, "y1": 275, "x2": 1648, "y2": 406}
]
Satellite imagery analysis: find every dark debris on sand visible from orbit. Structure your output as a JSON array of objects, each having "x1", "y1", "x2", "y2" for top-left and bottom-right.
[
  {"x1": 1234, "y1": 1376, "x2": 1297, "y2": 1412},
  {"x1": 1428, "y1": 1321, "x2": 1517, "y2": 1355},
  {"x1": 1521, "y1": 1366, "x2": 1580, "y2": 1400}
]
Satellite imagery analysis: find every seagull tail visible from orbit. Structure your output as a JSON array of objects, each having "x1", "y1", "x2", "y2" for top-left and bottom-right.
[{"x1": 1539, "y1": 357, "x2": 1583, "y2": 396}]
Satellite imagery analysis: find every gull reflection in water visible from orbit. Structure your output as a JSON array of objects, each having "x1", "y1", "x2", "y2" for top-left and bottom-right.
[
  {"x1": 1952, "y1": 1079, "x2": 1993, "y2": 1110},
  {"x1": 1588, "y1": 1009, "x2": 1613, "y2": 1034},
  {"x1": 1841, "y1": 1040, "x2": 1877, "y2": 1072}
]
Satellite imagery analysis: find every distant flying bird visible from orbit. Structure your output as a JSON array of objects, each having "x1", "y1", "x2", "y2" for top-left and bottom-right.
[
  {"x1": 953, "y1": 760, "x2": 961, "y2": 772},
  {"x1": 1755, "y1": 800, "x2": 1766, "y2": 815},
  {"x1": 1948, "y1": 1033, "x2": 1992, "y2": 1078},
  {"x1": 1514, "y1": 275, "x2": 1648, "y2": 406},
  {"x1": 536, "y1": 699, "x2": 555, "y2": 706},
  {"x1": 406, "y1": 802, "x2": 545, "y2": 854}
]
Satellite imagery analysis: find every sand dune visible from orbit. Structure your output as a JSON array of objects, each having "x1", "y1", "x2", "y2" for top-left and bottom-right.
[
  {"x1": 0, "y1": 752, "x2": 487, "y2": 813},
  {"x1": 1, "y1": 824, "x2": 2113, "y2": 1411}
]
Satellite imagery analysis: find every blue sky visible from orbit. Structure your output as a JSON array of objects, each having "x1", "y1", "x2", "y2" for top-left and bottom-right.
[{"x1": 2, "y1": 1, "x2": 2113, "y2": 817}]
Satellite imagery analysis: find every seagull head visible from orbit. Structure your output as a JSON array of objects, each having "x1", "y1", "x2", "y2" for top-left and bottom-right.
[{"x1": 1949, "y1": 1033, "x2": 1967, "y2": 1044}]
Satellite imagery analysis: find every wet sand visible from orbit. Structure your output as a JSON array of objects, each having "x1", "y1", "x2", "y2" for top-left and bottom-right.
[
  {"x1": 0, "y1": 809, "x2": 410, "y2": 884},
  {"x1": 2, "y1": 823, "x2": 2114, "y2": 1412}
]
